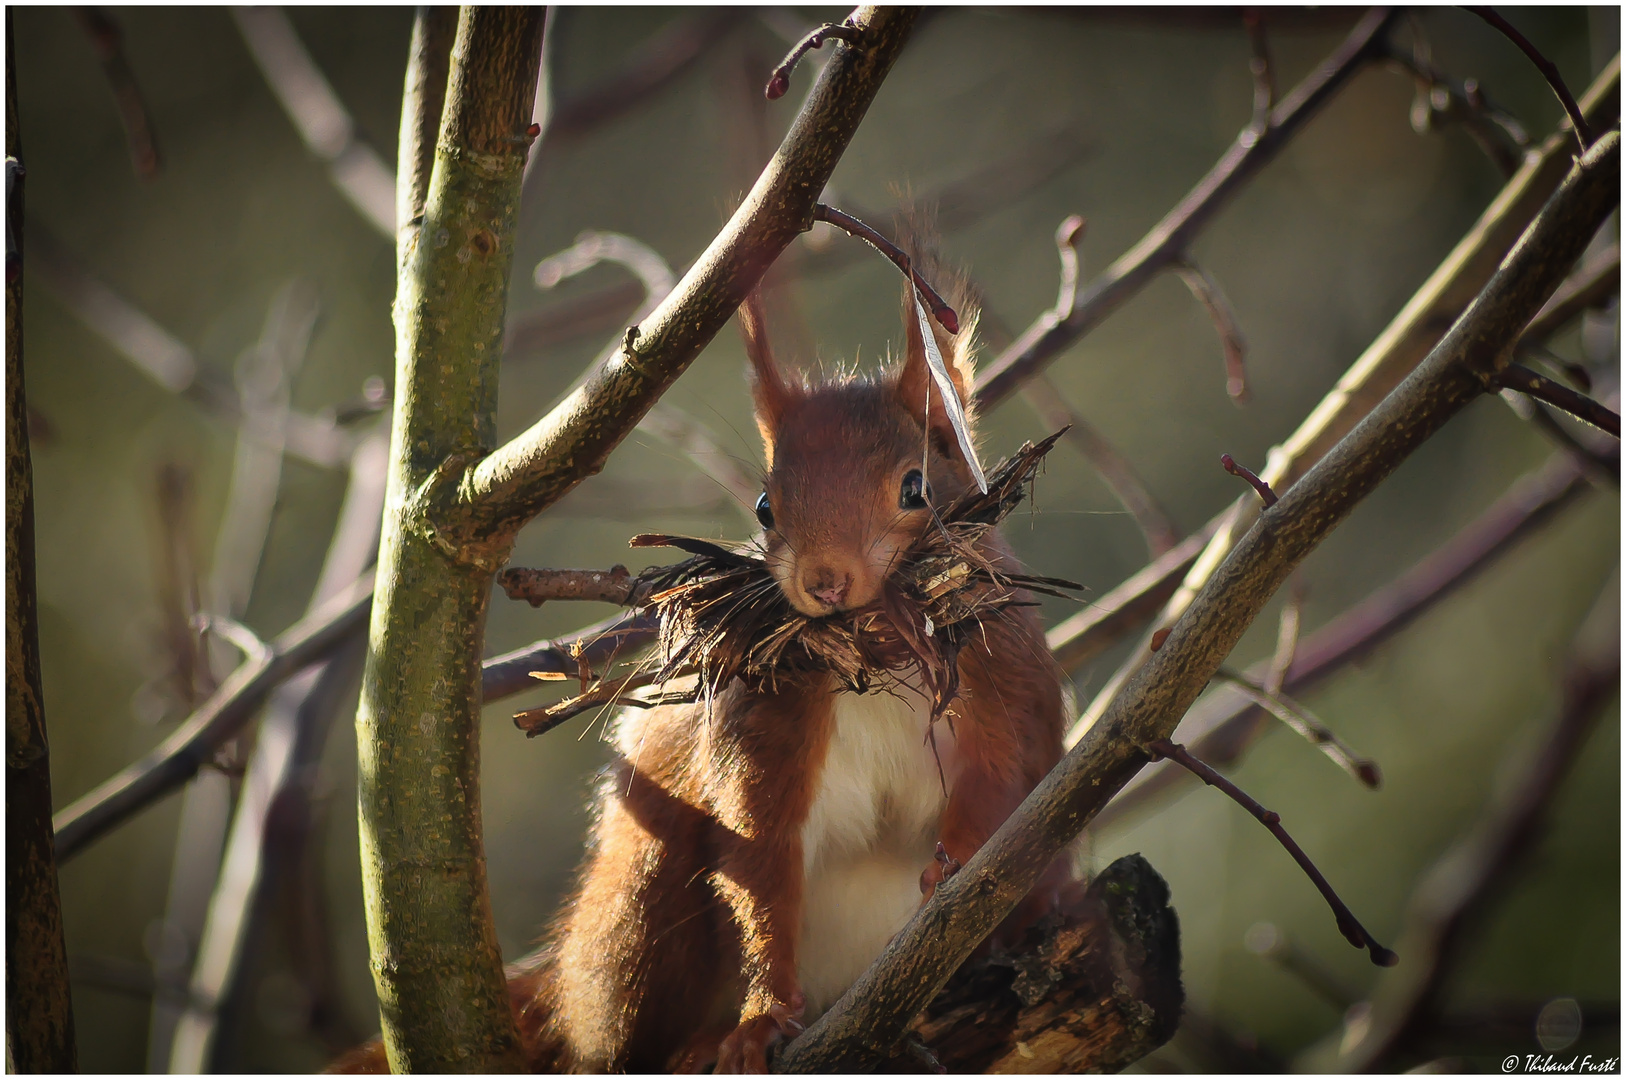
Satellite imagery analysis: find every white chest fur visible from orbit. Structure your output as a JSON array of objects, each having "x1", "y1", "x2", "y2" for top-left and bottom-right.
[{"x1": 797, "y1": 686, "x2": 956, "y2": 1016}]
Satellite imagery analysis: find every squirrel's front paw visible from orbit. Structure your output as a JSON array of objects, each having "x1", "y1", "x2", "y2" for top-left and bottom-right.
[
  {"x1": 918, "y1": 841, "x2": 963, "y2": 900},
  {"x1": 714, "y1": 995, "x2": 806, "y2": 1073}
]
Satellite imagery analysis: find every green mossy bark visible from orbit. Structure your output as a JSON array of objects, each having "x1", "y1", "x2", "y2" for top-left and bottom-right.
[{"x1": 356, "y1": 8, "x2": 541, "y2": 1072}]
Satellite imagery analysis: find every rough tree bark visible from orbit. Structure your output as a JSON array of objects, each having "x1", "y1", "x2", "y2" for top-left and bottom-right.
[
  {"x1": 357, "y1": 6, "x2": 919, "y2": 1070},
  {"x1": 356, "y1": 8, "x2": 544, "y2": 1070},
  {"x1": 4, "y1": 14, "x2": 79, "y2": 1072},
  {"x1": 905, "y1": 855, "x2": 1183, "y2": 1074}
]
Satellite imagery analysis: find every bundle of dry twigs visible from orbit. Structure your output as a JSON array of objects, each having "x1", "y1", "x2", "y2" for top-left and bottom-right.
[{"x1": 506, "y1": 430, "x2": 1078, "y2": 736}]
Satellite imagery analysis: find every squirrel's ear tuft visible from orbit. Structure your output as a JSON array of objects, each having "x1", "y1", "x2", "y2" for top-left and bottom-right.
[{"x1": 738, "y1": 290, "x2": 793, "y2": 463}]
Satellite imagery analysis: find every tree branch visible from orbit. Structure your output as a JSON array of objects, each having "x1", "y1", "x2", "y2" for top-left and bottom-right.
[
  {"x1": 1465, "y1": 7, "x2": 1593, "y2": 151},
  {"x1": 1148, "y1": 739, "x2": 1395, "y2": 965},
  {"x1": 233, "y1": 7, "x2": 397, "y2": 236},
  {"x1": 1068, "y1": 57, "x2": 1619, "y2": 748},
  {"x1": 974, "y1": 8, "x2": 1401, "y2": 407},
  {"x1": 1497, "y1": 361, "x2": 1620, "y2": 436},
  {"x1": 773, "y1": 125, "x2": 1619, "y2": 1074},
  {"x1": 71, "y1": 6, "x2": 160, "y2": 178},
  {"x1": 456, "y1": 7, "x2": 921, "y2": 546},
  {"x1": 51, "y1": 570, "x2": 374, "y2": 862},
  {"x1": 1329, "y1": 580, "x2": 1619, "y2": 1070},
  {"x1": 1075, "y1": 444, "x2": 1610, "y2": 830},
  {"x1": 356, "y1": 6, "x2": 545, "y2": 1070}
]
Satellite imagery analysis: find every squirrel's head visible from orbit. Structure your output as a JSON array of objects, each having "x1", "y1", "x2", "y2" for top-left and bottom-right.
[{"x1": 740, "y1": 281, "x2": 981, "y2": 618}]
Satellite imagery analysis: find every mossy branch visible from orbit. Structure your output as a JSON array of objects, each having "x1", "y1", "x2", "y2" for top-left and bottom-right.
[
  {"x1": 774, "y1": 126, "x2": 1619, "y2": 1075},
  {"x1": 355, "y1": 7, "x2": 543, "y2": 1072},
  {"x1": 447, "y1": 6, "x2": 920, "y2": 548}
]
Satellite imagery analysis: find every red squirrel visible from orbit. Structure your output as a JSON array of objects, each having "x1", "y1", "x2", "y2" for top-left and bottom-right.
[{"x1": 336, "y1": 256, "x2": 1071, "y2": 1074}]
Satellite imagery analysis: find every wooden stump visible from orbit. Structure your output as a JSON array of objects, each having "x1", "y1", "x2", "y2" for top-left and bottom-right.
[{"x1": 896, "y1": 854, "x2": 1183, "y2": 1074}]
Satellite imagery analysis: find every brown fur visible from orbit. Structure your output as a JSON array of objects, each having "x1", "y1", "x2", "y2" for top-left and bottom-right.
[{"x1": 332, "y1": 252, "x2": 1069, "y2": 1075}]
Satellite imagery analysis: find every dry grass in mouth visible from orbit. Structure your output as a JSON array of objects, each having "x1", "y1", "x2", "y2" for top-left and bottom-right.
[{"x1": 508, "y1": 429, "x2": 1079, "y2": 737}]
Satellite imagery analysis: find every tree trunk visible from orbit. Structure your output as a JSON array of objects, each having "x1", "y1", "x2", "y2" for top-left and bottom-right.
[
  {"x1": 5, "y1": 11, "x2": 78, "y2": 1071},
  {"x1": 355, "y1": 8, "x2": 542, "y2": 1071}
]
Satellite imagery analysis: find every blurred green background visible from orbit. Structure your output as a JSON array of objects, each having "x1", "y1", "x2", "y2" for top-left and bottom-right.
[{"x1": 14, "y1": 6, "x2": 1617, "y2": 1072}]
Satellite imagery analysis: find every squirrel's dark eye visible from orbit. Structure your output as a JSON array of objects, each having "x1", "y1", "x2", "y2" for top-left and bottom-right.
[
  {"x1": 755, "y1": 492, "x2": 774, "y2": 530},
  {"x1": 899, "y1": 469, "x2": 931, "y2": 510}
]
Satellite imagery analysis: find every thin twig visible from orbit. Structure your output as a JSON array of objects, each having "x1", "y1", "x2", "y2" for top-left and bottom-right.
[
  {"x1": 1221, "y1": 454, "x2": 1278, "y2": 506},
  {"x1": 1173, "y1": 257, "x2": 1249, "y2": 403},
  {"x1": 1519, "y1": 242, "x2": 1619, "y2": 343},
  {"x1": 975, "y1": 8, "x2": 1402, "y2": 406},
  {"x1": 168, "y1": 427, "x2": 387, "y2": 1071},
  {"x1": 1096, "y1": 445, "x2": 1610, "y2": 831},
  {"x1": 1148, "y1": 739, "x2": 1397, "y2": 965},
  {"x1": 1244, "y1": 9, "x2": 1275, "y2": 129},
  {"x1": 498, "y1": 565, "x2": 647, "y2": 608},
  {"x1": 51, "y1": 572, "x2": 374, "y2": 862},
  {"x1": 1051, "y1": 214, "x2": 1086, "y2": 319},
  {"x1": 811, "y1": 203, "x2": 959, "y2": 333},
  {"x1": 797, "y1": 122, "x2": 1094, "y2": 275},
  {"x1": 1068, "y1": 58, "x2": 1618, "y2": 749},
  {"x1": 1497, "y1": 362, "x2": 1620, "y2": 436},
  {"x1": 1465, "y1": 7, "x2": 1592, "y2": 151},
  {"x1": 1331, "y1": 582, "x2": 1619, "y2": 1069},
  {"x1": 766, "y1": 20, "x2": 862, "y2": 100},
  {"x1": 1212, "y1": 669, "x2": 1381, "y2": 788},
  {"x1": 1383, "y1": 43, "x2": 1527, "y2": 177},
  {"x1": 25, "y1": 228, "x2": 351, "y2": 468},
  {"x1": 1504, "y1": 392, "x2": 1621, "y2": 484},
  {"x1": 70, "y1": 7, "x2": 160, "y2": 177}
]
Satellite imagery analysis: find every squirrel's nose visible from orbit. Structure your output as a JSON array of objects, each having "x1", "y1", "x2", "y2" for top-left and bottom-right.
[{"x1": 805, "y1": 570, "x2": 851, "y2": 610}]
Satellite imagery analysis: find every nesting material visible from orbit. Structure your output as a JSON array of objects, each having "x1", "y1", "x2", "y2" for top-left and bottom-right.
[{"x1": 516, "y1": 431, "x2": 1078, "y2": 735}]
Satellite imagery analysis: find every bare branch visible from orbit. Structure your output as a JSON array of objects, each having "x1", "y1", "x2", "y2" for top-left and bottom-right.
[
  {"x1": 1520, "y1": 241, "x2": 1619, "y2": 343},
  {"x1": 1149, "y1": 738, "x2": 1396, "y2": 965},
  {"x1": 70, "y1": 7, "x2": 160, "y2": 177},
  {"x1": 1244, "y1": 9, "x2": 1275, "y2": 128},
  {"x1": 1096, "y1": 445, "x2": 1610, "y2": 830},
  {"x1": 811, "y1": 203, "x2": 959, "y2": 333},
  {"x1": 460, "y1": 8, "x2": 923, "y2": 545},
  {"x1": 766, "y1": 20, "x2": 862, "y2": 100},
  {"x1": 1068, "y1": 59, "x2": 1619, "y2": 748},
  {"x1": 775, "y1": 126, "x2": 1619, "y2": 1073},
  {"x1": 232, "y1": 7, "x2": 396, "y2": 236},
  {"x1": 1497, "y1": 361, "x2": 1620, "y2": 435},
  {"x1": 498, "y1": 565, "x2": 646, "y2": 608},
  {"x1": 1331, "y1": 581, "x2": 1619, "y2": 1070},
  {"x1": 1264, "y1": 581, "x2": 1303, "y2": 694},
  {"x1": 1212, "y1": 669, "x2": 1381, "y2": 788},
  {"x1": 1465, "y1": 7, "x2": 1593, "y2": 151},
  {"x1": 1220, "y1": 453, "x2": 1277, "y2": 506},
  {"x1": 52, "y1": 571, "x2": 374, "y2": 863},
  {"x1": 26, "y1": 229, "x2": 352, "y2": 468},
  {"x1": 975, "y1": 8, "x2": 1401, "y2": 406},
  {"x1": 1046, "y1": 517, "x2": 1221, "y2": 672},
  {"x1": 1174, "y1": 258, "x2": 1249, "y2": 402}
]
